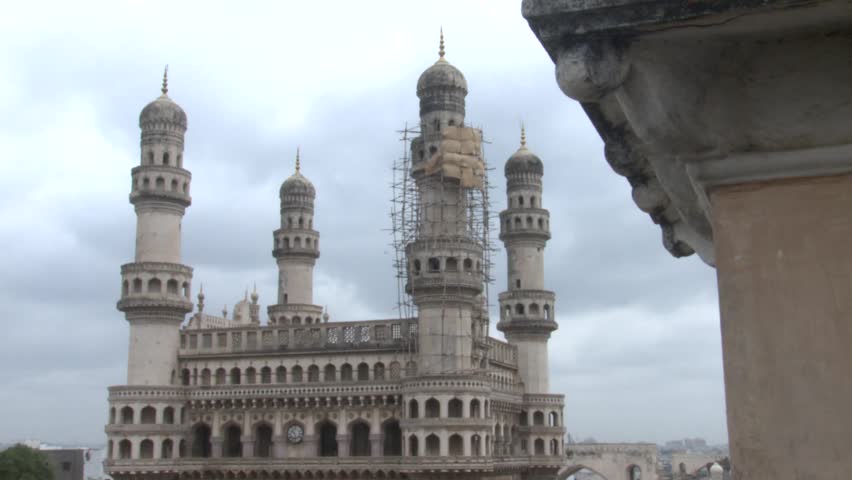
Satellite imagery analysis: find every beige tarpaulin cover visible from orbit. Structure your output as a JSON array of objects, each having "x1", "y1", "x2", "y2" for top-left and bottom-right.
[{"x1": 420, "y1": 126, "x2": 485, "y2": 188}]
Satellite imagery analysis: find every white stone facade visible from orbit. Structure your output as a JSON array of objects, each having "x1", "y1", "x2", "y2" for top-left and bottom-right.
[{"x1": 105, "y1": 51, "x2": 565, "y2": 480}]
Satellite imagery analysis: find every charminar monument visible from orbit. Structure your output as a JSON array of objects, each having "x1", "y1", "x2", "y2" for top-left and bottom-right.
[{"x1": 104, "y1": 35, "x2": 571, "y2": 480}]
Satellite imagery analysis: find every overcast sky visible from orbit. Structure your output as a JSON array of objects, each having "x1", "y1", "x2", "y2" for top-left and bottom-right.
[{"x1": 0, "y1": 1, "x2": 726, "y2": 447}]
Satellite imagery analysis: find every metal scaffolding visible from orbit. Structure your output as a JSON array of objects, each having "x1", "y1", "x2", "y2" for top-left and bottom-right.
[{"x1": 389, "y1": 122, "x2": 497, "y2": 365}]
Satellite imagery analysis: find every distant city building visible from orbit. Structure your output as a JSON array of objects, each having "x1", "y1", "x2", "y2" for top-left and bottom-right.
[{"x1": 42, "y1": 449, "x2": 85, "y2": 480}]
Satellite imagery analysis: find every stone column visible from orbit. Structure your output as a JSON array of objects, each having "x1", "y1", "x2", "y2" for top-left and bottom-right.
[
  {"x1": 338, "y1": 434, "x2": 350, "y2": 457},
  {"x1": 242, "y1": 437, "x2": 255, "y2": 458},
  {"x1": 712, "y1": 174, "x2": 852, "y2": 480},
  {"x1": 272, "y1": 435, "x2": 286, "y2": 458},
  {"x1": 370, "y1": 434, "x2": 382, "y2": 457},
  {"x1": 211, "y1": 437, "x2": 223, "y2": 458}
]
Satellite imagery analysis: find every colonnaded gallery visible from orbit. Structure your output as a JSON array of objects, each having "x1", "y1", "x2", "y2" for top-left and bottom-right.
[{"x1": 105, "y1": 39, "x2": 566, "y2": 480}]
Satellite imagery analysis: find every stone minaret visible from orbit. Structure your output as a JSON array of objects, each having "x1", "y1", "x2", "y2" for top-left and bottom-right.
[
  {"x1": 268, "y1": 150, "x2": 323, "y2": 325},
  {"x1": 407, "y1": 33, "x2": 484, "y2": 374},
  {"x1": 497, "y1": 127, "x2": 557, "y2": 393},
  {"x1": 117, "y1": 68, "x2": 193, "y2": 386}
]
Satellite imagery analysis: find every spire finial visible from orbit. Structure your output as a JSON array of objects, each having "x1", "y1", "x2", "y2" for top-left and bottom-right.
[
  {"x1": 439, "y1": 27, "x2": 445, "y2": 59},
  {"x1": 520, "y1": 122, "x2": 526, "y2": 147},
  {"x1": 295, "y1": 147, "x2": 301, "y2": 173},
  {"x1": 161, "y1": 65, "x2": 169, "y2": 95}
]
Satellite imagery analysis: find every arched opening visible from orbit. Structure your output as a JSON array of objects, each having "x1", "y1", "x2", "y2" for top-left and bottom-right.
[
  {"x1": 428, "y1": 257, "x2": 440, "y2": 272},
  {"x1": 544, "y1": 304, "x2": 551, "y2": 320},
  {"x1": 230, "y1": 367, "x2": 241, "y2": 385},
  {"x1": 318, "y1": 421, "x2": 338, "y2": 457},
  {"x1": 255, "y1": 423, "x2": 273, "y2": 458},
  {"x1": 350, "y1": 421, "x2": 371, "y2": 456},
  {"x1": 533, "y1": 411, "x2": 545, "y2": 426},
  {"x1": 389, "y1": 361, "x2": 401, "y2": 379},
  {"x1": 448, "y1": 398, "x2": 463, "y2": 418},
  {"x1": 191, "y1": 424, "x2": 212, "y2": 458},
  {"x1": 223, "y1": 424, "x2": 243, "y2": 457},
  {"x1": 324, "y1": 364, "x2": 337, "y2": 382},
  {"x1": 515, "y1": 303, "x2": 525, "y2": 315},
  {"x1": 200, "y1": 368, "x2": 211, "y2": 386},
  {"x1": 163, "y1": 407, "x2": 175, "y2": 424},
  {"x1": 425, "y1": 398, "x2": 440, "y2": 418},
  {"x1": 178, "y1": 439, "x2": 186, "y2": 458},
  {"x1": 140, "y1": 439, "x2": 154, "y2": 459},
  {"x1": 408, "y1": 399, "x2": 419, "y2": 419},
  {"x1": 518, "y1": 196, "x2": 525, "y2": 206},
  {"x1": 298, "y1": 217, "x2": 304, "y2": 228},
  {"x1": 383, "y1": 419, "x2": 402, "y2": 456},
  {"x1": 470, "y1": 399, "x2": 481, "y2": 418},
  {"x1": 147, "y1": 278, "x2": 161, "y2": 293},
  {"x1": 341, "y1": 363, "x2": 353, "y2": 381},
  {"x1": 122, "y1": 281, "x2": 129, "y2": 296},
  {"x1": 140, "y1": 406, "x2": 156, "y2": 424},
  {"x1": 109, "y1": 408, "x2": 116, "y2": 424},
  {"x1": 526, "y1": 216, "x2": 533, "y2": 227},
  {"x1": 514, "y1": 217, "x2": 522, "y2": 227},
  {"x1": 425, "y1": 434, "x2": 440, "y2": 456},
  {"x1": 463, "y1": 258, "x2": 473, "y2": 272},
  {"x1": 413, "y1": 259, "x2": 421, "y2": 275},
  {"x1": 374, "y1": 362, "x2": 385, "y2": 380},
  {"x1": 471, "y1": 434, "x2": 482, "y2": 456},
  {"x1": 445, "y1": 257, "x2": 458, "y2": 271},
  {"x1": 170, "y1": 179, "x2": 178, "y2": 191},
  {"x1": 260, "y1": 366, "x2": 271, "y2": 384},
  {"x1": 408, "y1": 435, "x2": 419, "y2": 456},
  {"x1": 245, "y1": 367, "x2": 256, "y2": 384},
  {"x1": 405, "y1": 361, "x2": 417, "y2": 377},
  {"x1": 155, "y1": 177, "x2": 165, "y2": 190},
  {"x1": 161, "y1": 439, "x2": 173, "y2": 459},
  {"x1": 548, "y1": 411, "x2": 559, "y2": 427},
  {"x1": 529, "y1": 303, "x2": 540, "y2": 315},
  {"x1": 628, "y1": 465, "x2": 642, "y2": 480},
  {"x1": 294, "y1": 237, "x2": 302, "y2": 248},
  {"x1": 538, "y1": 218, "x2": 544, "y2": 229},
  {"x1": 519, "y1": 410, "x2": 528, "y2": 426},
  {"x1": 118, "y1": 439, "x2": 132, "y2": 459},
  {"x1": 276, "y1": 366, "x2": 286, "y2": 383},
  {"x1": 449, "y1": 434, "x2": 463, "y2": 456},
  {"x1": 308, "y1": 364, "x2": 320, "y2": 382},
  {"x1": 530, "y1": 196, "x2": 536, "y2": 207},
  {"x1": 162, "y1": 152, "x2": 170, "y2": 165},
  {"x1": 291, "y1": 365, "x2": 303, "y2": 382},
  {"x1": 181, "y1": 368, "x2": 190, "y2": 385},
  {"x1": 147, "y1": 151, "x2": 154, "y2": 164},
  {"x1": 534, "y1": 438, "x2": 545, "y2": 455},
  {"x1": 133, "y1": 278, "x2": 143, "y2": 293},
  {"x1": 357, "y1": 362, "x2": 369, "y2": 381}
]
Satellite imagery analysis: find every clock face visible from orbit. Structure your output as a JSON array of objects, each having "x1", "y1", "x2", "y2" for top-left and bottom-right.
[{"x1": 287, "y1": 424, "x2": 304, "y2": 444}]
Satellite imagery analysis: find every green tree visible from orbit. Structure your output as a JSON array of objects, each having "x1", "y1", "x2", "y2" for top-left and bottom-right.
[{"x1": 0, "y1": 444, "x2": 55, "y2": 480}]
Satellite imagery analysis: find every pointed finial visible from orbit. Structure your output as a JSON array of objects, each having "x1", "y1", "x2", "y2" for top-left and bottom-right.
[
  {"x1": 439, "y1": 27, "x2": 445, "y2": 59},
  {"x1": 251, "y1": 282, "x2": 259, "y2": 303},
  {"x1": 295, "y1": 147, "x2": 301, "y2": 173},
  {"x1": 520, "y1": 122, "x2": 527, "y2": 147},
  {"x1": 161, "y1": 65, "x2": 169, "y2": 95}
]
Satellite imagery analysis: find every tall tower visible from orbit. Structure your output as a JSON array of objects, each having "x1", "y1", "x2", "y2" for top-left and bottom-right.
[
  {"x1": 407, "y1": 33, "x2": 485, "y2": 374},
  {"x1": 268, "y1": 150, "x2": 323, "y2": 325},
  {"x1": 117, "y1": 69, "x2": 194, "y2": 386},
  {"x1": 497, "y1": 128, "x2": 557, "y2": 393}
]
